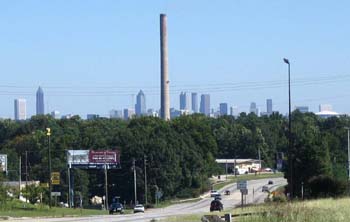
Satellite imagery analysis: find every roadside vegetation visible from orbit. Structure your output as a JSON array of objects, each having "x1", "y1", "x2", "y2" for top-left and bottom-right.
[{"x1": 161, "y1": 197, "x2": 350, "y2": 222}]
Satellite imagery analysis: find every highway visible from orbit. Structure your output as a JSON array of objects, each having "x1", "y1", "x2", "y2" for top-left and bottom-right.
[{"x1": 10, "y1": 177, "x2": 286, "y2": 222}]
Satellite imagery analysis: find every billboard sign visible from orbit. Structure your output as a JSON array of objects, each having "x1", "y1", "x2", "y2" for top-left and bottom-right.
[
  {"x1": 51, "y1": 172, "x2": 60, "y2": 185},
  {"x1": 67, "y1": 150, "x2": 120, "y2": 169},
  {"x1": 237, "y1": 180, "x2": 247, "y2": 190},
  {"x1": 0, "y1": 154, "x2": 7, "y2": 174}
]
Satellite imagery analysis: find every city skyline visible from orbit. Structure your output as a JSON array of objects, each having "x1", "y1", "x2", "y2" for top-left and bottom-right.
[{"x1": 1, "y1": 1, "x2": 350, "y2": 118}]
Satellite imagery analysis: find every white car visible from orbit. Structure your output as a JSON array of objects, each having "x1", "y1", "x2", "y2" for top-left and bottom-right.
[
  {"x1": 134, "y1": 204, "x2": 145, "y2": 213},
  {"x1": 210, "y1": 190, "x2": 220, "y2": 197}
]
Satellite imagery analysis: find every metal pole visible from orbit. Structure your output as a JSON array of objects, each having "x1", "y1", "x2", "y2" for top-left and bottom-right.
[
  {"x1": 19, "y1": 156, "x2": 21, "y2": 198},
  {"x1": 25, "y1": 151, "x2": 28, "y2": 188},
  {"x1": 133, "y1": 158, "x2": 137, "y2": 205},
  {"x1": 234, "y1": 157, "x2": 237, "y2": 178},
  {"x1": 48, "y1": 134, "x2": 52, "y2": 208},
  {"x1": 301, "y1": 182, "x2": 304, "y2": 200},
  {"x1": 104, "y1": 163, "x2": 109, "y2": 210},
  {"x1": 144, "y1": 156, "x2": 148, "y2": 205},
  {"x1": 346, "y1": 127, "x2": 350, "y2": 195},
  {"x1": 258, "y1": 147, "x2": 261, "y2": 173},
  {"x1": 225, "y1": 159, "x2": 228, "y2": 180},
  {"x1": 67, "y1": 166, "x2": 71, "y2": 208}
]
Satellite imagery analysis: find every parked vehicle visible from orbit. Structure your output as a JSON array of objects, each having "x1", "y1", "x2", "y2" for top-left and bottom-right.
[
  {"x1": 133, "y1": 204, "x2": 145, "y2": 213},
  {"x1": 225, "y1": 190, "x2": 230, "y2": 195},
  {"x1": 109, "y1": 203, "x2": 124, "y2": 214},
  {"x1": 210, "y1": 200, "x2": 223, "y2": 212},
  {"x1": 268, "y1": 180, "x2": 273, "y2": 185},
  {"x1": 235, "y1": 168, "x2": 249, "y2": 175},
  {"x1": 210, "y1": 190, "x2": 220, "y2": 197},
  {"x1": 214, "y1": 194, "x2": 222, "y2": 200}
]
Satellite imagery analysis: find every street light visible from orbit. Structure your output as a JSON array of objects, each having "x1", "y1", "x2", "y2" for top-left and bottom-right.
[
  {"x1": 46, "y1": 128, "x2": 52, "y2": 208},
  {"x1": 283, "y1": 58, "x2": 293, "y2": 198}
]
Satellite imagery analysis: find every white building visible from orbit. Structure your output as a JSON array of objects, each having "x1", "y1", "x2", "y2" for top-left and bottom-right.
[{"x1": 14, "y1": 99, "x2": 26, "y2": 120}]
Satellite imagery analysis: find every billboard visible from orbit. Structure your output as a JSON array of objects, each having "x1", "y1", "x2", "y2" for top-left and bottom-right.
[
  {"x1": 67, "y1": 150, "x2": 120, "y2": 169},
  {"x1": 0, "y1": 154, "x2": 7, "y2": 173}
]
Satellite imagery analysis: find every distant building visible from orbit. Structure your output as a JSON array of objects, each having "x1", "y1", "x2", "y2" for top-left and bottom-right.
[
  {"x1": 319, "y1": 104, "x2": 332, "y2": 112},
  {"x1": 147, "y1": 109, "x2": 159, "y2": 117},
  {"x1": 51, "y1": 110, "x2": 60, "y2": 119},
  {"x1": 36, "y1": 87, "x2": 44, "y2": 115},
  {"x1": 135, "y1": 90, "x2": 146, "y2": 116},
  {"x1": 295, "y1": 106, "x2": 309, "y2": 113},
  {"x1": 123, "y1": 109, "x2": 135, "y2": 120},
  {"x1": 180, "y1": 92, "x2": 191, "y2": 111},
  {"x1": 230, "y1": 106, "x2": 239, "y2": 117},
  {"x1": 14, "y1": 99, "x2": 26, "y2": 120},
  {"x1": 200, "y1": 94, "x2": 210, "y2": 116},
  {"x1": 61, "y1": 114, "x2": 73, "y2": 119},
  {"x1": 266, "y1": 99, "x2": 272, "y2": 115},
  {"x1": 191, "y1": 93, "x2": 198, "y2": 113},
  {"x1": 249, "y1": 102, "x2": 259, "y2": 116},
  {"x1": 219, "y1": 103, "x2": 228, "y2": 116},
  {"x1": 87, "y1": 114, "x2": 99, "y2": 120},
  {"x1": 170, "y1": 108, "x2": 181, "y2": 119},
  {"x1": 110, "y1": 109, "x2": 123, "y2": 119}
]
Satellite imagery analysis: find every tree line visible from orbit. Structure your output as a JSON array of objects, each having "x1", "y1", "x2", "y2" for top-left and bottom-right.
[{"x1": 0, "y1": 111, "x2": 349, "y2": 205}]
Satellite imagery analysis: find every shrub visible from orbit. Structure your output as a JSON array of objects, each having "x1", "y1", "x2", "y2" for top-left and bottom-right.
[{"x1": 308, "y1": 175, "x2": 347, "y2": 198}]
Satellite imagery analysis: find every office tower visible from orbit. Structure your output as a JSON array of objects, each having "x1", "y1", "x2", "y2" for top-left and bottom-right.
[
  {"x1": 123, "y1": 108, "x2": 135, "y2": 120},
  {"x1": 110, "y1": 110, "x2": 123, "y2": 119},
  {"x1": 200, "y1": 94, "x2": 210, "y2": 116},
  {"x1": 219, "y1": 103, "x2": 228, "y2": 116},
  {"x1": 267, "y1": 99, "x2": 272, "y2": 115},
  {"x1": 191, "y1": 93, "x2": 198, "y2": 113},
  {"x1": 147, "y1": 109, "x2": 159, "y2": 117},
  {"x1": 51, "y1": 110, "x2": 60, "y2": 119},
  {"x1": 160, "y1": 14, "x2": 170, "y2": 120},
  {"x1": 250, "y1": 102, "x2": 259, "y2": 115},
  {"x1": 135, "y1": 90, "x2": 146, "y2": 116},
  {"x1": 295, "y1": 106, "x2": 309, "y2": 113},
  {"x1": 61, "y1": 114, "x2": 73, "y2": 119},
  {"x1": 179, "y1": 92, "x2": 190, "y2": 110},
  {"x1": 87, "y1": 114, "x2": 99, "y2": 120},
  {"x1": 319, "y1": 104, "x2": 332, "y2": 112},
  {"x1": 230, "y1": 106, "x2": 239, "y2": 117},
  {"x1": 36, "y1": 86, "x2": 44, "y2": 115},
  {"x1": 14, "y1": 99, "x2": 26, "y2": 120}
]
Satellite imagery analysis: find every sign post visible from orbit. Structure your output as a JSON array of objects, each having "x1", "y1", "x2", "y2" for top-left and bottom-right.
[{"x1": 237, "y1": 180, "x2": 248, "y2": 209}]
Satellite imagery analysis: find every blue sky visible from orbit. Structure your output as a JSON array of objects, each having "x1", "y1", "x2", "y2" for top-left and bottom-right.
[{"x1": 0, "y1": 0, "x2": 349, "y2": 118}]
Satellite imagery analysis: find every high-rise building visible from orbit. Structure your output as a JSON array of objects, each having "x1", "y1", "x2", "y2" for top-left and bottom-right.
[
  {"x1": 191, "y1": 93, "x2": 198, "y2": 113},
  {"x1": 200, "y1": 94, "x2": 210, "y2": 116},
  {"x1": 319, "y1": 104, "x2": 332, "y2": 112},
  {"x1": 123, "y1": 108, "x2": 135, "y2": 120},
  {"x1": 266, "y1": 99, "x2": 272, "y2": 115},
  {"x1": 219, "y1": 103, "x2": 228, "y2": 116},
  {"x1": 250, "y1": 102, "x2": 259, "y2": 115},
  {"x1": 230, "y1": 106, "x2": 239, "y2": 117},
  {"x1": 180, "y1": 92, "x2": 190, "y2": 110},
  {"x1": 295, "y1": 106, "x2": 309, "y2": 113},
  {"x1": 14, "y1": 99, "x2": 26, "y2": 120},
  {"x1": 51, "y1": 110, "x2": 60, "y2": 119},
  {"x1": 87, "y1": 114, "x2": 99, "y2": 120},
  {"x1": 36, "y1": 87, "x2": 44, "y2": 115},
  {"x1": 110, "y1": 109, "x2": 123, "y2": 119},
  {"x1": 135, "y1": 90, "x2": 146, "y2": 116}
]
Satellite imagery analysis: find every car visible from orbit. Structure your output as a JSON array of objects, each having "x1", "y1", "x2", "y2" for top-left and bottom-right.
[
  {"x1": 210, "y1": 200, "x2": 223, "y2": 212},
  {"x1": 268, "y1": 180, "x2": 273, "y2": 185},
  {"x1": 133, "y1": 204, "x2": 145, "y2": 213},
  {"x1": 225, "y1": 190, "x2": 230, "y2": 195},
  {"x1": 214, "y1": 194, "x2": 222, "y2": 200},
  {"x1": 262, "y1": 185, "x2": 269, "y2": 192},
  {"x1": 264, "y1": 168, "x2": 272, "y2": 172},
  {"x1": 236, "y1": 168, "x2": 249, "y2": 175},
  {"x1": 210, "y1": 190, "x2": 220, "y2": 197},
  {"x1": 109, "y1": 202, "x2": 124, "y2": 214}
]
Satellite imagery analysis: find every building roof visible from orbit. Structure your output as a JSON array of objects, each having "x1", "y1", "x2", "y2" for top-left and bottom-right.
[
  {"x1": 216, "y1": 159, "x2": 261, "y2": 164},
  {"x1": 315, "y1": 110, "x2": 339, "y2": 116}
]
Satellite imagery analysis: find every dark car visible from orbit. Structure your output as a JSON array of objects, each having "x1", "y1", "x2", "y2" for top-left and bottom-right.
[
  {"x1": 268, "y1": 180, "x2": 273, "y2": 185},
  {"x1": 109, "y1": 203, "x2": 124, "y2": 214},
  {"x1": 214, "y1": 194, "x2": 222, "y2": 200},
  {"x1": 210, "y1": 200, "x2": 223, "y2": 212}
]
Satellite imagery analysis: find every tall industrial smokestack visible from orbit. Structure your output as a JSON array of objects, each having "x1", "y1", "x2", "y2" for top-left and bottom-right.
[{"x1": 160, "y1": 14, "x2": 170, "y2": 120}]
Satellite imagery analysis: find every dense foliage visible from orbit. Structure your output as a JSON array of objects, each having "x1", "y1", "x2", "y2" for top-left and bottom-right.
[{"x1": 0, "y1": 111, "x2": 349, "y2": 205}]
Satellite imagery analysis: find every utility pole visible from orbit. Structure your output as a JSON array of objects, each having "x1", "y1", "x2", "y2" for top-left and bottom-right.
[
  {"x1": 258, "y1": 146, "x2": 261, "y2": 174},
  {"x1": 19, "y1": 156, "x2": 21, "y2": 198},
  {"x1": 104, "y1": 151, "x2": 109, "y2": 210},
  {"x1": 133, "y1": 158, "x2": 137, "y2": 205},
  {"x1": 25, "y1": 151, "x2": 28, "y2": 188},
  {"x1": 345, "y1": 127, "x2": 350, "y2": 196},
  {"x1": 144, "y1": 155, "x2": 148, "y2": 205}
]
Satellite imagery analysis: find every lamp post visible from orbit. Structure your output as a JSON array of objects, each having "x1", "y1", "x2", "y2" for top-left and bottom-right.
[
  {"x1": 46, "y1": 128, "x2": 52, "y2": 208},
  {"x1": 283, "y1": 58, "x2": 293, "y2": 198},
  {"x1": 345, "y1": 127, "x2": 350, "y2": 195}
]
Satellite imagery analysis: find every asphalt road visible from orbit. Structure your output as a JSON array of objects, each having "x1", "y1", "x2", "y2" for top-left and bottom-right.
[{"x1": 10, "y1": 177, "x2": 286, "y2": 222}]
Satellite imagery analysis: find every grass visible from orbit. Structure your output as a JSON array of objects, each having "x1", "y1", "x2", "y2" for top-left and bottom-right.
[
  {"x1": 0, "y1": 200, "x2": 108, "y2": 218},
  {"x1": 212, "y1": 172, "x2": 283, "y2": 190},
  {"x1": 160, "y1": 197, "x2": 350, "y2": 222}
]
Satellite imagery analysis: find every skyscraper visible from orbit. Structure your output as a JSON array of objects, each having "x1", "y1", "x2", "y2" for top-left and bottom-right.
[
  {"x1": 250, "y1": 102, "x2": 259, "y2": 116},
  {"x1": 36, "y1": 86, "x2": 44, "y2": 115},
  {"x1": 266, "y1": 99, "x2": 273, "y2": 115},
  {"x1": 14, "y1": 99, "x2": 26, "y2": 120},
  {"x1": 135, "y1": 90, "x2": 146, "y2": 116},
  {"x1": 179, "y1": 92, "x2": 190, "y2": 110},
  {"x1": 200, "y1": 94, "x2": 210, "y2": 116},
  {"x1": 191, "y1": 93, "x2": 198, "y2": 113},
  {"x1": 219, "y1": 103, "x2": 228, "y2": 116}
]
